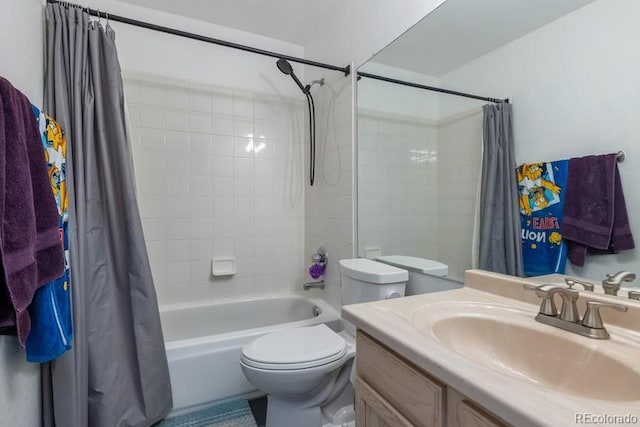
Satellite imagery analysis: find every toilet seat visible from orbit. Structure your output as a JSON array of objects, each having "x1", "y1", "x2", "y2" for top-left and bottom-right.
[{"x1": 241, "y1": 324, "x2": 347, "y2": 370}]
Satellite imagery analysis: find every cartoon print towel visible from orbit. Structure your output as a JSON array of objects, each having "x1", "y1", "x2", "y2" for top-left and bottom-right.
[
  {"x1": 25, "y1": 106, "x2": 72, "y2": 362},
  {"x1": 518, "y1": 161, "x2": 569, "y2": 276}
]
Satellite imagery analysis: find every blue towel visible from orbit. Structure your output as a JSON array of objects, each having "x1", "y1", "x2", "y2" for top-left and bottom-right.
[
  {"x1": 25, "y1": 106, "x2": 72, "y2": 363},
  {"x1": 518, "y1": 160, "x2": 569, "y2": 276}
]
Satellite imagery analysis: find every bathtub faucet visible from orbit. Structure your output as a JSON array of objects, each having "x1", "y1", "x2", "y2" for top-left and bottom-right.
[{"x1": 303, "y1": 280, "x2": 325, "y2": 291}]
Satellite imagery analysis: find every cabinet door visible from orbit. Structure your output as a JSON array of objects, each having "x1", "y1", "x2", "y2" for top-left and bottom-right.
[
  {"x1": 355, "y1": 377, "x2": 414, "y2": 427},
  {"x1": 447, "y1": 388, "x2": 509, "y2": 427},
  {"x1": 357, "y1": 331, "x2": 445, "y2": 427}
]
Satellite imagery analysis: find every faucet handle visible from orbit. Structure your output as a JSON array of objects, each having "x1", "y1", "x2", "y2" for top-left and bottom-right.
[
  {"x1": 628, "y1": 290, "x2": 640, "y2": 301},
  {"x1": 311, "y1": 247, "x2": 328, "y2": 264},
  {"x1": 523, "y1": 284, "x2": 558, "y2": 316},
  {"x1": 605, "y1": 271, "x2": 637, "y2": 282},
  {"x1": 564, "y1": 278, "x2": 595, "y2": 292},
  {"x1": 581, "y1": 300, "x2": 629, "y2": 329}
]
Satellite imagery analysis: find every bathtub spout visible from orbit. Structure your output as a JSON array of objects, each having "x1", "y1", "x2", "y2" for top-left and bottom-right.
[{"x1": 303, "y1": 280, "x2": 325, "y2": 290}]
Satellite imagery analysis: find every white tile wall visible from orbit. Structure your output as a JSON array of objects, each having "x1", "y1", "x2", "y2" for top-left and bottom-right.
[
  {"x1": 305, "y1": 74, "x2": 355, "y2": 310},
  {"x1": 357, "y1": 112, "x2": 440, "y2": 260},
  {"x1": 126, "y1": 75, "x2": 306, "y2": 307},
  {"x1": 437, "y1": 110, "x2": 482, "y2": 281},
  {"x1": 357, "y1": 108, "x2": 482, "y2": 283}
]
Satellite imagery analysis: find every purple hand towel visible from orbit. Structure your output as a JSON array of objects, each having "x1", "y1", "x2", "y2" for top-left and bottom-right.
[
  {"x1": 0, "y1": 77, "x2": 64, "y2": 346},
  {"x1": 561, "y1": 153, "x2": 635, "y2": 266}
]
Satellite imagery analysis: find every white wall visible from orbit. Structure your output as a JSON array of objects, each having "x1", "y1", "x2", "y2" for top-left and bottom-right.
[
  {"x1": 439, "y1": 0, "x2": 640, "y2": 281},
  {"x1": 0, "y1": 1, "x2": 43, "y2": 426},
  {"x1": 0, "y1": 0, "x2": 43, "y2": 102}
]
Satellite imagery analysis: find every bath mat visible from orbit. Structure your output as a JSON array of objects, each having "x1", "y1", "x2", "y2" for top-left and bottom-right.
[{"x1": 155, "y1": 399, "x2": 258, "y2": 427}]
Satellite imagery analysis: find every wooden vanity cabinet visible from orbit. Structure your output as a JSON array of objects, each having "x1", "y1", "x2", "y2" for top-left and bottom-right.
[{"x1": 355, "y1": 331, "x2": 509, "y2": 427}]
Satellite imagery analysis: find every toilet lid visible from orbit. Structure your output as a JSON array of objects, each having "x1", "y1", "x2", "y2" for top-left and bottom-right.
[
  {"x1": 241, "y1": 324, "x2": 347, "y2": 370},
  {"x1": 375, "y1": 255, "x2": 448, "y2": 277}
]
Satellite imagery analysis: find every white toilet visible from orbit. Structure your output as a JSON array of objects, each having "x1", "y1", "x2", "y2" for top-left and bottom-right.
[
  {"x1": 240, "y1": 258, "x2": 408, "y2": 427},
  {"x1": 375, "y1": 255, "x2": 459, "y2": 296}
]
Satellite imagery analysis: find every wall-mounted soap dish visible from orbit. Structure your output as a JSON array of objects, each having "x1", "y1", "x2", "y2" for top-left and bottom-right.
[{"x1": 211, "y1": 257, "x2": 236, "y2": 276}]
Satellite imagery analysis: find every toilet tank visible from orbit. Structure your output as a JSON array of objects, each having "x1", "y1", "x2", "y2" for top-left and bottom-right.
[
  {"x1": 375, "y1": 255, "x2": 461, "y2": 296},
  {"x1": 339, "y1": 259, "x2": 408, "y2": 306}
]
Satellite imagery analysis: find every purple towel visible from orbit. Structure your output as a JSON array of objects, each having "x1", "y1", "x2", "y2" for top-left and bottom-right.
[
  {"x1": 0, "y1": 77, "x2": 64, "y2": 346},
  {"x1": 561, "y1": 153, "x2": 635, "y2": 266}
]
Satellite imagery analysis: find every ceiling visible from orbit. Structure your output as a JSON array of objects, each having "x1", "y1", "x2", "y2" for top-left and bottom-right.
[
  {"x1": 118, "y1": 0, "x2": 596, "y2": 76},
  {"x1": 368, "y1": 0, "x2": 596, "y2": 76},
  {"x1": 118, "y1": 0, "x2": 344, "y2": 46}
]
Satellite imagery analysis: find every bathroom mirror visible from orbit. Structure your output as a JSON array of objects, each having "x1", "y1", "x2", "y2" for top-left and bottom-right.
[{"x1": 356, "y1": 0, "x2": 640, "y2": 292}]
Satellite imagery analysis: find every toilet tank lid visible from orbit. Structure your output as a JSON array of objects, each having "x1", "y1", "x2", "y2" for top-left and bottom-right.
[
  {"x1": 339, "y1": 258, "x2": 408, "y2": 284},
  {"x1": 375, "y1": 255, "x2": 448, "y2": 277}
]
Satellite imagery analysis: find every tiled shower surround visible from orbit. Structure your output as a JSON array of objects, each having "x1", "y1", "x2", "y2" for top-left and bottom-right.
[
  {"x1": 437, "y1": 110, "x2": 482, "y2": 281},
  {"x1": 358, "y1": 112, "x2": 439, "y2": 260},
  {"x1": 125, "y1": 74, "x2": 306, "y2": 306},
  {"x1": 358, "y1": 108, "x2": 481, "y2": 282}
]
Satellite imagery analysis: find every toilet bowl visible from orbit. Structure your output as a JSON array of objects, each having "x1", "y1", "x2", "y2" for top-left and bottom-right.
[
  {"x1": 240, "y1": 324, "x2": 355, "y2": 427},
  {"x1": 240, "y1": 259, "x2": 408, "y2": 427}
]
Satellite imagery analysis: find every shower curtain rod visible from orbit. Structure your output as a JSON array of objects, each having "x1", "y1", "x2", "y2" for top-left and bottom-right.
[
  {"x1": 46, "y1": 0, "x2": 351, "y2": 76},
  {"x1": 357, "y1": 71, "x2": 508, "y2": 104}
]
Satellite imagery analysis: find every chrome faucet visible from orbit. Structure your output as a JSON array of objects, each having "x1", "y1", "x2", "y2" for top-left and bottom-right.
[
  {"x1": 524, "y1": 284, "x2": 579, "y2": 321},
  {"x1": 524, "y1": 284, "x2": 628, "y2": 339},
  {"x1": 602, "y1": 271, "x2": 636, "y2": 296},
  {"x1": 303, "y1": 280, "x2": 325, "y2": 290}
]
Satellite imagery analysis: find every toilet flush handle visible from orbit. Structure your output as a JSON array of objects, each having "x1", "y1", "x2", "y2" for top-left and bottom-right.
[{"x1": 386, "y1": 292, "x2": 402, "y2": 299}]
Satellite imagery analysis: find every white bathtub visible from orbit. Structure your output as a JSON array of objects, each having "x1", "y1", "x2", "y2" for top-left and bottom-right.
[{"x1": 160, "y1": 294, "x2": 341, "y2": 413}]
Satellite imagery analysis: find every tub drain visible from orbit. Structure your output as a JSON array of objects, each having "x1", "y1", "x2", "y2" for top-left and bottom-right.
[{"x1": 312, "y1": 305, "x2": 321, "y2": 317}]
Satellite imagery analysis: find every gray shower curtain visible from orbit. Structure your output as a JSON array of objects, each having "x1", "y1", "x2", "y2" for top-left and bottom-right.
[
  {"x1": 43, "y1": 4, "x2": 172, "y2": 426},
  {"x1": 478, "y1": 103, "x2": 524, "y2": 276}
]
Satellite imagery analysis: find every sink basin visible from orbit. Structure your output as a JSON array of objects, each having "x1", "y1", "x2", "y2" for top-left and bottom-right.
[{"x1": 413, "y1": 303, "x2": 640, "y2": 402}]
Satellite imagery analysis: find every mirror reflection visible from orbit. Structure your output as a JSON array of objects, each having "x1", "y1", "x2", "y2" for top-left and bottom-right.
[{"x1": 356, "y1": 0, "x2": 640, "y2": 296}]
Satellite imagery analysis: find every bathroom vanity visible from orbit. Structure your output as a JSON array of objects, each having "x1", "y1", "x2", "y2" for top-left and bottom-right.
[
  {"x1": 343, "y1": 270, "x2": 640, "y2": 427},
  {"x1": 355, "y1": 330, "x2": 505, "y2": 427}
]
